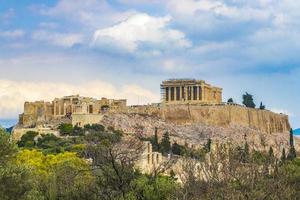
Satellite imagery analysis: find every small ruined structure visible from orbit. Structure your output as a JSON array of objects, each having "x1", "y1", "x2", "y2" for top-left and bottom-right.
[
  {"x1": 135, "y1": 141, "x2": 163, "y2": 174},
  {"x1": 160, "y1": 79, "x2": 222, "y2": 105},
  {"x1": 19, "y1": 95, "x2": 127, "y2": 128}
]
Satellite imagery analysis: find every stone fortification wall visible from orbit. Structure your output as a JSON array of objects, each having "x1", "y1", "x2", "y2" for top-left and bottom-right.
[
  {"x1": 21, "y1": 101, "x2": 53, "y2": 128},
  {"x1": 12, "y1": 127, "x2": 59, "y2": 141},
  {"x1": 125, "y1": 104, "x2": 290, "y2": 134},
  {"x1": 126, "y1": 105, "x2": 162, "y2": 116},
  {"x1": 72, "y1": 114, "x2": 103, "y2": 127},
  {"x1": 161, "y1": 104, "x2": 290, "y2": 134}
]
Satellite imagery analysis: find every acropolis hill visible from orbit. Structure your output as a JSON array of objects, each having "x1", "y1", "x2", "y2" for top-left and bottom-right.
[{"x1": 13, "y1": 79, "x2": 295, "y2": 155}]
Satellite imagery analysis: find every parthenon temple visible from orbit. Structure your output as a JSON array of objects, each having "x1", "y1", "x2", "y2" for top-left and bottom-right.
[{"x1": 160, "y1": 79, "x2": 222, "y2": 105}]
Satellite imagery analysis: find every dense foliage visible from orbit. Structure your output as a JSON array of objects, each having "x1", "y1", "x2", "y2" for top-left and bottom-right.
[
  {"x1": 242, "y1": 92, "x2": 256, "y2": 108},
  {"x1": 0, "y1": 126, "x2": 299, "y2": 200}
]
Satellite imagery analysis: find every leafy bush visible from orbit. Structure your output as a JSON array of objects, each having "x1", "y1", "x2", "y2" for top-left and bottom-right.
[
  {"x1": 58, "y1": 123, "x2": 73, "y2": 135},
  {"x1": 17, "y1": 131, "x2": 38, "y2": 148},
  {"x1": 84, "y1": 124, "x2": 105, "y2": 132}
]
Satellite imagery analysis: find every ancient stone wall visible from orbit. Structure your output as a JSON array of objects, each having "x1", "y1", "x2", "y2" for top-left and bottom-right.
[
  {"x1": 134, "y1": 141, "x2": 163, "y2": 174},
  {"x1": 12, "y1": 127, "x2": 59, "y2": 141},
  {"x1": 72, "y1": 114, "x2": 103, "y2": 127},
  {"x1": 161, "y1": 104, "x2": 290, "y2": 134},
  {"x1": 21, "y1": 101, "x2": 53, "y2": 128},
  {"x1": 126, "y1": 104, "x2": 162, "y2": 116},
  {"x1": 124, "y1": 104, "x2": 290, "y2": 134}
]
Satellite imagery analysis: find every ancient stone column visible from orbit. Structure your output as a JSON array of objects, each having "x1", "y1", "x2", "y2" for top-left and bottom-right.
[
  {"x1": 199, "y1": 86, "x2": 202, "y2": 101},
  {"x1": 63, "y1": 103, "x2": 66, "y2": 116},
  {"x1": 58, "y1": 104, "x2": 61, "y2": 116},
  {"x1": 165, "y1": 87, "x2": 168, "y2": 102},
  {"x1": 191, "y1": 86, "x2": 194, "y2": 101},
  {"x1": 179, "y1": 86, "x2": 182, "y2": 101},
  {"x1": 174, "y1": 86, "x2": 177, "y2": 101},
  {"x1": 197, "y1": 86, "x2": 199, "y2": 101},
  {"x1": 203, "y1": 86, "x2": 206, "y2": 102},
  {"x1": 168, "y1": 87, "x2": 171, "y2": 103},
  {"x1": 53, "y1": 101, "x2": 56, "y2": 116}
]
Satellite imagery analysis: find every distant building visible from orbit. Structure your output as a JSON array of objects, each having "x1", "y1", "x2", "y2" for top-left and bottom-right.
[
  {"x1": 19, "y1": 95, "x2": 127, "y2": 128},
  {"x1": 160, "y1": 79, "x2": 222, "y2": 105}
]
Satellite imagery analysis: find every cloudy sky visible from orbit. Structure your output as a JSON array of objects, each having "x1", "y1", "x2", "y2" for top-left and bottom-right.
[{"x1": 0, "y1": 0, "x2": 300, "y2": 128}]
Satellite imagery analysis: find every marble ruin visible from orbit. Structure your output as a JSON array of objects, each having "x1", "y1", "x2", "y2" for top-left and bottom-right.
[
  {"x1": 16, "y1": 79, "x2": 290, "y2": 136},
  {"x1": 135, "y1": 141, "x2": 163, "y2": 174},
  {"x1": 19, "y1": 95, "x2": 127, "y2": 128},
  {"x1": 161, "y1": 79, "x2": 222, "y2": 105}
]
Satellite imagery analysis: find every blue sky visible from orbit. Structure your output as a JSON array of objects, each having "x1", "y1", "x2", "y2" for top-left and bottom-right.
[{"x1": 0, "y1": 0, "x2": 300, "y2": 128}]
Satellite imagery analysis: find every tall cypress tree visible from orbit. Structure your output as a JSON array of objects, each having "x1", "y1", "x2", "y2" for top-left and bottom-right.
[
  {"x1": 160, "y1": 131, "x2": 171, "y2": 154},
  {"x1": 268, "y1": 146, "x2": 275, "y2": 164},
  {"x1": 152, "y1": 127, "x2": 159, "y2": 151},
  {"x1": 289, "y1": 129, "x2": 294, "y2": 147},
  {"x1": 287, "y1": 129, "x2": 297, "y2": 160},
  {"x1": 205, "y1": 138, "x2": 212, "y2": 153},
  {"x1": 241, "y1": 142, "x2": 250, "y2": 163},
  {"x1": 280, "y1": 148, "x2": 286, "y2": 164},
  {"x1": 242, "y1": 92, "x2": 256, "y2": 108}
]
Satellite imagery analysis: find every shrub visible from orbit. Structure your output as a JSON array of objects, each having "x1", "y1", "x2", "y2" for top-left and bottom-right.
[
  {"x1": 58, "y1": 123, "x2": 73, "y2": 135},
  {"x1": 17, "y1": 131, "x2": 38, "y2": 148}
]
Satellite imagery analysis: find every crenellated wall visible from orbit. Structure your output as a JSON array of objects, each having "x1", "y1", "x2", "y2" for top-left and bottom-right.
[{"x1": 161, "y1": 105, "x2": 290, "y2": 134}]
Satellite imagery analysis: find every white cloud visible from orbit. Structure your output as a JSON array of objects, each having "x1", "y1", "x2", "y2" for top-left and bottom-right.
[
  {"x1": 0, "y1": 79, "x2": 159, "y2": 119},
  {"x1": 167, "y1": 0, "x2": 271, "y2": 21},
  {"x1": 32, "y1": 30, "x2": 84, "y2": 47},
  {"x1": 92, "y1": 13, "x2": 191, "y2": 52},
  {"x1": 0, "y1": 30, "x2": 25, "y2": 39},
  {"x1": 39, "y1": 0, "x2": 134, "y2": 28}
]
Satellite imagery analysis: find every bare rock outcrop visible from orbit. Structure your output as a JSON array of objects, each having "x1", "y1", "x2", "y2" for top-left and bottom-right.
[
  {"x1": 100, "y1": 113, "x2": 299, "y2": 157},
  {"x1": 161, "y1": 105, "x2": 290, "y2": 134}
]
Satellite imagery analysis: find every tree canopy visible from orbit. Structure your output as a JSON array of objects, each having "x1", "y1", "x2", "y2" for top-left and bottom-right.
[{"x1": 242, "y1": 92, "x2": 256, "y2": 108}]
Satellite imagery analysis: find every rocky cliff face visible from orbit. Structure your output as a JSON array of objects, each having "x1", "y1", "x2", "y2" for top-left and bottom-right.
[
  {"x1": 161, "y1": 105, "x2": 290, "y2": 134},
  {"x1": 100, "y1": 112, "x2": 299, "y2": 157}
]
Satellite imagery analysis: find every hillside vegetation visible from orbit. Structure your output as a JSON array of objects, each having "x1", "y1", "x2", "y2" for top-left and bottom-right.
[{"x1": 1, "y1": 125, "x2": 300, "y2": 200}]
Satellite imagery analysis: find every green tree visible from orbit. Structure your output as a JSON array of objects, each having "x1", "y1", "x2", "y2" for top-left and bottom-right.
[
  {"x1": 58, "y1": 123, "x2": 73, "y2": 135},
  {"x1": 251, "y1": 150, "x2": 267, "y2": 165},
  {"x1": 289, "y1": 128, "x2": 294, "y2": 147},
  {"x1": 242, "y1": 92, "x2": 256, "y2": 108},
  {"x1": 259, "y1": 102, "x2": 266, "y2": 110},
  {"x1": 152, "y1": 127, "x2": 159, "y2": 151},
  {"x1": 241, "y1": 142, "x2": 250, "y2": 163},
  {"x1": 0, "y1": 129, "x2": 17, "y2": 165},
  {"x1": 36, "y1": 133, "x2": 64, "y2": 154},
  {"x1": 287, "y1": 147, "x2": 297, "y2": 161},
  {"x1": 84, "y1": 124, "x2": 105, "y2": 132},
  {"x1": 171, "y1": 142, "x2": 184, "y2": 155},
  {"x1": 17, "y1": 131, "x2": 38, "y2": 148},
  {"x1": 227, "y1": 98, "x2": 234, "y2": 103},
  {"x1": 16, "y1": 149, "x2": 94, "y2": 199},
  {"x1": 160, "y1": 132, "x2": 171, "y2": 154},
  {"x1": 72, "y1": 125, "x2": 84, "y2": 136},
  {"x1": 0, "y1": 129, "x2": 39, "y2": 200},
  {"x1": 205, "y1": 138, "x2": 212, "y2": 153},
  {"x1": 281, "y1": 148, "x2": 286, "y2": 164},
  {"x1": 132, "y1": 175, "x2": 178, "y2": 200},
  {"x1": 287, "y1": 129, "x2": 297, "y2": 160},
  {"x1": 268, "y1": 146, "x2": 275, "y2": 164}
]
